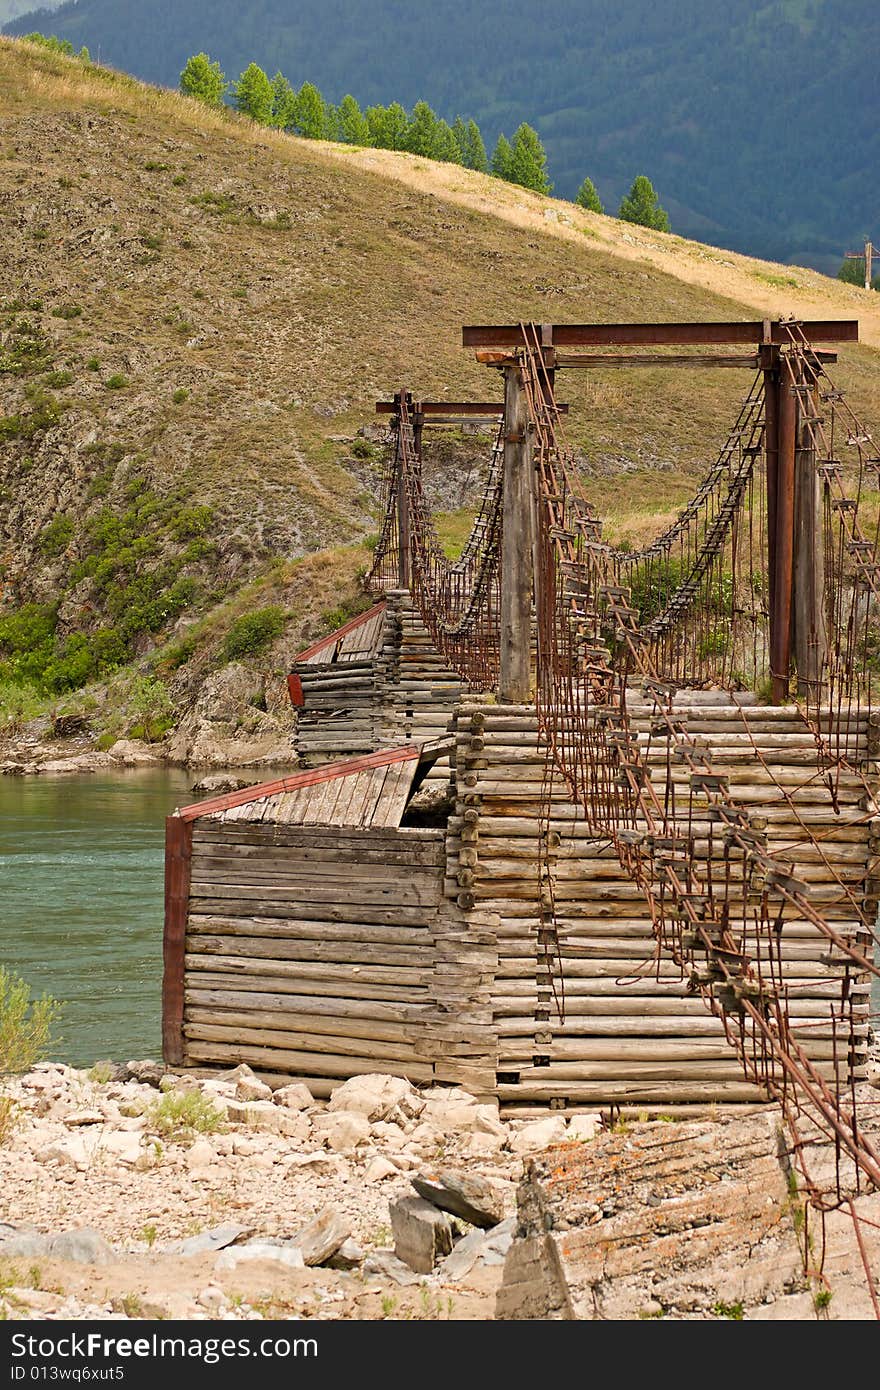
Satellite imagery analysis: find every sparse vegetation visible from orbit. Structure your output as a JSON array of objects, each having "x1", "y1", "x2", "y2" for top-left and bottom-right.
[
  {"x1": 0, "y1": 965, "x2": 60, "y2": 1076},
  {"x1": 221, "y1": 606, "x2": 286, "y2": 661},
  {"x1": 145, "y1": 1089, "x2": 224, "y2": 1142}
]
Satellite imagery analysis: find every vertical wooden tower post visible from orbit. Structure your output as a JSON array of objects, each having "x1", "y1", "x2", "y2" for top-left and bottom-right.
[{"x1": 499, "y1": 362, "x2": 534, "y2": 703}]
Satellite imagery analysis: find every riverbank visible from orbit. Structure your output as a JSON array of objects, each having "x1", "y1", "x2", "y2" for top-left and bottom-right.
[{"x1": 2, "y1": 1061, "x2": 879, "y2": 1320}]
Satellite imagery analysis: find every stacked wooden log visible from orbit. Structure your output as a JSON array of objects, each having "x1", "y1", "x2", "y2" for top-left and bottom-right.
[
  {"x1": 293, "y1": 593, "x2": 462, "y2": 774},
  {"x1": 179, "y1": 817, "x2": 496, "y2": 1095},
  {"x1": 453, "y1": 698, "x2": 874, "y2": 1108}
]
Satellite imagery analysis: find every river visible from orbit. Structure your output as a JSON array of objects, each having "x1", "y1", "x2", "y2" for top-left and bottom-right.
[{"x1": 0, "y1": 769, "x2": 192, "y2": 1067}]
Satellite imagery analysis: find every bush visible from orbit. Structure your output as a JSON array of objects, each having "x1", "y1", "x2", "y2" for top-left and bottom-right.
[
  {"x1": 146, "y1": 1089, "x2": 224, "y2": 1143},
  {"x1": 221, "y1": 606, "x2": 286, "y2": 661},
  {"x1": 37, "y1": 514, "x2": 74, "y2": 557},
  {"x1": 104, "y1": 374, "x2": 128, "y2": 390},
  {"x1": 0, "y1": 966, "x2": 60, "y2": 1076},
  {"x1": 126, "y1": 675, "x2": 174, "y2": 742},
  {"x1": 351, "y1": 438, "x2": 375, "y2": 460}
]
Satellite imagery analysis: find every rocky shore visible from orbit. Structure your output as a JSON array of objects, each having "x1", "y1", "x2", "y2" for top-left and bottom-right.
[
  {"x1": 0, "y1": 1061, "x2": 577, "y2": 1321},
  {"x1": 2, "y1": 1062, "x2": 878, "y2": 1320}
]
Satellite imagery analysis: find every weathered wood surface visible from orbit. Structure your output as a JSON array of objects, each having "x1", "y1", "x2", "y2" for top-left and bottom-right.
[{"x1": 449, "y1": 698, "x2": 873, "y2": 1106}]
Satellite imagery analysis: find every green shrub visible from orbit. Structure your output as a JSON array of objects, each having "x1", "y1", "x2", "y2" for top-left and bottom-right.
[
  {"x1": 104, "y1": 374, "x2": 128, "y2": 390},
  {"x1": 126, "y1": 675, "x2": 174, "y2": 742},
  {"x1": 172, "y1": 388, "x2": 189, "y2": 405},
  {"x1": 146, "y1": 1089, "x2": 224, "y2": 1142},
  {"x1": 37, "y1": 514, "x2": 74, "y2": 557},
  {"x1": 43, "y1": 370, "x2": 73, "y2": 389},
  {"x1": 0, "y1": 389, "x2": 64, "y2": 442},
  {"x1": 0, "y1": 966, "x2": 61, "y2": 1076},
  {"x1": 351, "y1": 438, "x2": 375, "y2": 460},
  {"x1": 221, "y1": 606, "x2": 286, "y2": 661},
  {"x1": 51, "y1": 304, "x2": 83, "y2": 321},
  {"x1": 170, "y1": 504, "x2": 212, "y2": 539},
  {"x1": 86, "y1": 358, "x2": 100, "y2": 371}
]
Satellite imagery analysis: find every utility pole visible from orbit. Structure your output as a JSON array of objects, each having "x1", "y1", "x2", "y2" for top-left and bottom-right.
[{"x1": 845, "y1": 238, "x2": 874, "y2": 291}]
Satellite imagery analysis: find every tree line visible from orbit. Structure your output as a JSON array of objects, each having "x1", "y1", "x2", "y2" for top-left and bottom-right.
[{"x1": 180, "y1": 52, "x2": 669, "y2": 229}]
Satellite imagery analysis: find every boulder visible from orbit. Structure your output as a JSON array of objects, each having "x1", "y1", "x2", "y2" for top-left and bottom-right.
[
  {"x1": 225, "y1": 1099, "x2": 304, "y2": 1136},
  {"x1": 390, "y1": 1196, "x2": 454, "y2": 1274},
  {"x1": 235, "y1": 1076, "x2": 273, "y2": 1103},
  {"x1": 311, "y1": 1111, "x2": 370, "y2": 1154},
  {"x1": 108, "y1": 739, "x2": 161, "y2": 766},
  {"x1": 174, "y1": 1224, "x2": 248, "y2": 1257},
  {"x1": 273, "y1": 1083, "x2": 314, "y2": 1112},
  {"x1": 289, "y1": 1208, "x2": 351, "y2": 1266},
  {"x1": 362, "y1": 1251, "x2": 420, "y2": 1285},
  {"x1": 100, "y1": 1131, "x2": 143, "y2": 1166},
  {"x1": 126, "y1": 1061, "x2": 164, "y2": 1087},
  {"x1": 185, "y1": 1139, "x2": 217, "y2": 1171},
  {"x1": 364, "y1": 1156, "x2": 398, "y2": 1183},
  {"x1": 327, "y1": 1074, "x2": 414, "y2": 1123},
  {"x1": 48, "y1": 1229, "x2": 115, "y2": 1264},
  {"x1": 567, "y1": 1112, "x2": 602, "y2": 1142},
  {"x1": 284, "y1": 1152, "x2": 349, "y2": 1179},
  {"x1": 509, "y1": 1116, "x2": 568, "y2": 1154},
  {"x1": 216, "y1": 1243, "x2": 305, "y2": 1273},
  {"x1": 412, "y1": 1169, "x2": 511, "y2": 1229},
  {"x1": 327, "y1": 1239, "x2": 364, "y2": 1270}
]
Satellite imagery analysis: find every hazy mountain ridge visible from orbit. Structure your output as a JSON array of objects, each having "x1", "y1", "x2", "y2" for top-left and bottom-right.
[{"x1": 4, "y1": 0, "x2": 879, "y2": 269}]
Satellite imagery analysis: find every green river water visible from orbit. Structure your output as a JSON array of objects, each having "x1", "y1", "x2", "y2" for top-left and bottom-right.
[{"x1": 0, "y1": 770, "x2": 193, "y2": 1066}]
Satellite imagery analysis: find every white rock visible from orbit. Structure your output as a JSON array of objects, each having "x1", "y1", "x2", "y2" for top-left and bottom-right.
[
  {"x1": 567, "y1": 1112, "x2": 602, "y2": 1142},
  {"x1": 37, "y1": 1136, "x2": 89, "y2": 1169},
  {"x1": 216, "y1": 1243, "x2": 305, "y2": 1272},
  {"x1": 186, "y1": 1139, "x2": 217, "y2": 1170},
  {"x1": 273, "y1": 1083, "x2": 314, "y2": 1112},
  {"x1": 364, "y1": 1156, "x2": 398, "y2": 1183},
  {"x1": 369, "y1": 1121, "x2": 409, "y2": 1150},
  {"x1": 327, "y1": 1074, "x2": 414, "y2": 1123},
  {"x1": 509, "y1": 1115, "x2": 568, "y2": 1154},
  {"x1": 101, "y1": 1131, "x2": 143, "y2": 1166},
  {"x1": 311, "y1": 1111, "x2": 370, "y2": 1154},
  {"x1": 285, "y1": 1152, "x2": 349, "y2": 1179},
  {"x1": 235, "y1": 1076, "x2": 273, "y2": 1103},
  {"x1": 198, "y1": 1286, "x2": 229, "y2": 1312}
]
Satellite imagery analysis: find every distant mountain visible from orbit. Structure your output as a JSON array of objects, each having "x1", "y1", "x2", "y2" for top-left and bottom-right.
[
  {"x1": 0, "y1": 0, "x2": 62, "y2": 21},
  {"x1": 5, "y1": 0, "x2": 879, "y2": 269}
]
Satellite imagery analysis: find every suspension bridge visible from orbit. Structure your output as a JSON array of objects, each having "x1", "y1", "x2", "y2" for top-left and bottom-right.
[
  {"x1": 165, "y1": 316, "x2": 880, "y2": 1311},
  {"x1": 365, "y1": 317, "x2": 880, "y2": 1305}
]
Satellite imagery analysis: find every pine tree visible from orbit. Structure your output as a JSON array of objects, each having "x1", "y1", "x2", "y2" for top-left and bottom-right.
[
  {"x1": 337, "y1": 94, "x2": 369, "y2": 145},
  {"x1": 233, "y1": 63, "x2": 274, "y2": 125},
  {"x1": 434, "y1": 118, "x2": 462, "y2": 164},
  {"x1": 618, "y1": 175, "x2": 670, "y2": 232},
  {"x1": 575, "y1": 177, "x2": 603, "y2": 213},
  {"x1": 323, "y1": 105, "x2": 341, "y2": 141},
  {"x1": 491, "y1": 134, "x2": 514, "y2": 180},
  {"x1": 270, "y1": 72, "x2": 297, "y2": 130},
  {"x1": 837, "y1": 256, "x2": 879, "y2": 291},
  {"x1": 179, "y1": 52, "x2": 227, "y2": 107},
  {"x1": 405, "y1": 101, "x2": 441, "y2": 158},
  {"x1": 508, "y1": 123, "x2": 551, "y2": 195},
  {"x1": 366, "y1": 102, "x2": 409, "y2": 150},
  {"x1": 464, "y1": 119, "x2": 489, "y2": 173},
  {"x1": 293, "y1": 82, "x2": 327, "y2": 140},
  {"x1": 452, "y1": 116, "x2": 469, "y2": 164}
]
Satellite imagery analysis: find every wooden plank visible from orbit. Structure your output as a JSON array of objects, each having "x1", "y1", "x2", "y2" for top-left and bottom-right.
[
  {"x1": 162, "y1": 815, "x2": 192, "y2": 1066},
  {"x1": 463, "y1": 322, "x2": 859, "y2": 349},
  {"x1": 184, "y1": 1038, "x2": 436, "y2": 1083}
]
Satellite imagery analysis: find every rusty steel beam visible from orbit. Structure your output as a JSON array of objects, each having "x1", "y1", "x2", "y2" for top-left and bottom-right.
[
  {"x1": 771, "y1": 372, "x2": 798, "y2": 703},
  {"x1": 463, "y1": 321, "x2": 859, "y2": 349},
  {"x1": 376, "y1": 399, "x2": 570, "y2": 415}
]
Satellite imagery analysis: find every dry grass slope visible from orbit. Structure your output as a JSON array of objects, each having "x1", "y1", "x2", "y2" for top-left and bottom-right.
[{"x1": 0, "y1": 36, "x2": 879, "y2": 705}]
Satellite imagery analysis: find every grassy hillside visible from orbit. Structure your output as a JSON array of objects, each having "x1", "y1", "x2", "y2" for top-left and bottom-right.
[
  {"x1": 5, "y1": 0, "x2": 879, "y2": 267},
  {"x1": 1, "y1": 38, "x2": 879, "y2": 745}
]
